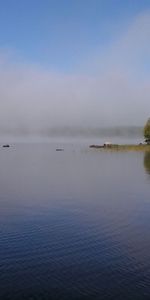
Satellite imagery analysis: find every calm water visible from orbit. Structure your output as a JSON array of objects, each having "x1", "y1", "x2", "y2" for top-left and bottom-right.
[{"x1": 0, "y1": 142, "x2": 150, "y2": 299}]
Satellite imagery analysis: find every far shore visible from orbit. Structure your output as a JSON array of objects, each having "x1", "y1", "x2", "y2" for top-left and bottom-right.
[{"x1": 89, "y1": 144, "x2": 150, "y2": 151}]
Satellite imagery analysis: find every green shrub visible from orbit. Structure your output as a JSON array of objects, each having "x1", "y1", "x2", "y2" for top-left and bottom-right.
[{"x1": 144, "y1": 118, "x2": 150, "y2": 143}]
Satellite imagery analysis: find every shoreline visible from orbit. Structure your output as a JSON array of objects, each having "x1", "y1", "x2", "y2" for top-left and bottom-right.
[{"x1": 89, "y1": 144, "x2": 150, "y2": 151}]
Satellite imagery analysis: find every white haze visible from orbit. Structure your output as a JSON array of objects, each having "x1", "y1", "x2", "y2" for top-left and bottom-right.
[{"x1": 0, "y1": 11, "x2": 150, "y2": 134}]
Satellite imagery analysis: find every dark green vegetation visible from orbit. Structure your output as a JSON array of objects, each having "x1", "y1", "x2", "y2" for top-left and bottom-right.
[
  {"x1": 144, "y1": 152, "x2": 150, "y2": 174},
  {"x1": 144, "y1": 118, "x2": 150, "y2": 144}
]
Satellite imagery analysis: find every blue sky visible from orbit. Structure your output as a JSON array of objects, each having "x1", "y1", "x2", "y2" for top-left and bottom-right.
[
  {"x1": 0, "y1": 0, "x2": 150, "y2": 71},
  {"x1": 0, "y1": 1, "x2": 150, "y2": 130}
]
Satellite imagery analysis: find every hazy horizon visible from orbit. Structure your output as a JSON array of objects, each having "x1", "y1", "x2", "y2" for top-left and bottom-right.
[
  {"x1": 0, "y1": 1, "x2": 150, "y2": 130},
  {"x1": 0, "y1": 125, "x2": 143, "y2": 139}
]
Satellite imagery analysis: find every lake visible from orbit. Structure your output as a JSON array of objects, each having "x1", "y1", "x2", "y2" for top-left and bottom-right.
[{"x1": 0, "y1": 141, "x2": 150, "y2": 299}]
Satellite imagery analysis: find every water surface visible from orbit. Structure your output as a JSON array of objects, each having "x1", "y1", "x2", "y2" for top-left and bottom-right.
[{"x1": 0, "y1": 142, "x2": 150, "y2": 299}]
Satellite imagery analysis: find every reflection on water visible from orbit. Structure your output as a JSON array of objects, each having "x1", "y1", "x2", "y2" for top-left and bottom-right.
[
  {"x1": 0, "y1": 143, "x2": 150, "y2": 300},
  {"x1": 144, "y1": 151, "x2": 150, "y2": 175}
]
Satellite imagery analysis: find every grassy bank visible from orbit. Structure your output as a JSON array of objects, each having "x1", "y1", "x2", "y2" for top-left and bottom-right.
[{"x1": 89, "y1": 144, "x2": 150, "y2": 151}]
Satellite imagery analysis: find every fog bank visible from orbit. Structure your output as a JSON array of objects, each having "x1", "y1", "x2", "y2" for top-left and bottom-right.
[{"x1": 0, "y1": 11, "x2": 150, "y2": 132}]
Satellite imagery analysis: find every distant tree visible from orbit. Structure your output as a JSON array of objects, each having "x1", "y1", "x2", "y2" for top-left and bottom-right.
[{"x1": 144, "y1": 118, "x2": 150, "y2": 144}]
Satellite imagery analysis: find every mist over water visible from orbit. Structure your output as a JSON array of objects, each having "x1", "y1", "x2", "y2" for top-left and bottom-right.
[
  {"x1": 0, "y1": 11, "x2": 150, "y2": 131},
  {"x1": 0, "y1": 126, "x2": 143, "y2": 147}
]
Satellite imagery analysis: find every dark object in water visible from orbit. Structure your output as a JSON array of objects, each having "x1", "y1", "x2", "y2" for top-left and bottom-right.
[
  {"x1": 3, "y1": 144, "x2": 10, "y2": 148},
  {"x1": 56, "y1": 148, "x2": 64, "y2": 151},
  {"x1": 89, "y1": 145, "x2": 104, "y2": 149}
]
